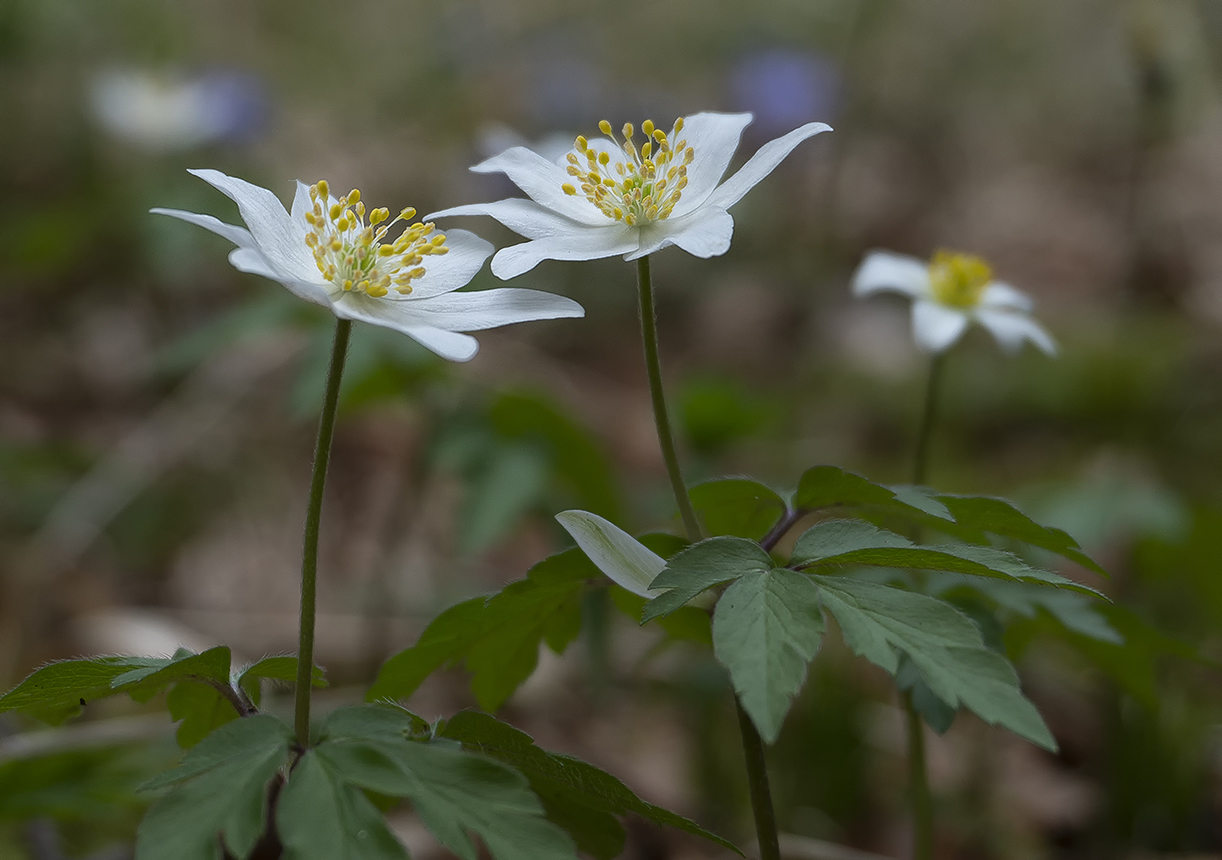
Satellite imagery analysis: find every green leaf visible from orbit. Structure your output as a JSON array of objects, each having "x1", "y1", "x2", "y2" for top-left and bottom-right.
[
  {"x1": 814, "y1": 576, "x2": 1056, "y2": 750},
  {"x1": 0, "y1": 656, "x2": 164, "y2": 724},
  {"x1": 643, "y1": 537, "x2": 774, "y2": 622},
  {"x1": 713, "y1": 569, "x2": 825, "y2": 743},
  {"x1": 310, "y1": 705, "x2": 576, "y2": 860},
  {"x1": 113, "y1": 646, "x2": 231, "y2": 700},
  {"x1": 136, "y1": 714, "x2": 294, "y2": 860},
  {"x1": 795, "y1": 466, "x2": 916, "y2": 513},
  {"x1": 932, "y1": 494, "x2": 1106, "y2": 575},
  {"x1": 555, "y1": 509, "x2": 665, "y2": 597},
  {"x1": 791, "y1": 523, "x2": 1099, "y2": 595},
  {"x1": 688, "y1": 478, "x2": 787, "y2": 541},
  {"x1": 439, "y1": 710, "x2": 740, "y2": 857},
  {"x1": 610, "y1": 588, "x2": 712, "y2": 646},
  {"x1": 277, "y1": 750, "x2": 408, "y2": 860},
  {"x1": 165, "y1": 682, "x2": 238, "y2": 749},
  {"x1": 369, "y1": 549, "x2": 592, "y2": 710},
  {"x1": 896, "y1": 658, "x2": 957, "y2": 734},
  {"x1": 237, "y1": 657, "x2": 328, "y2": 707}
]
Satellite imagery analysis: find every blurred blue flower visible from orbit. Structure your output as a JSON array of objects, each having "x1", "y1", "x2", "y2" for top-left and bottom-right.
[
  {"x1": 729, "y1": 49, "x2": 841, "y2": 136},
  {"x1": 90, "y1": 68, "x2": 268, "y2": 151}
]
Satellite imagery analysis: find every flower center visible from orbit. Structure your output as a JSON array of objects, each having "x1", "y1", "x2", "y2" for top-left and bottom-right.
[
  {"x1": 560, "y1": 118, "x2": 694, "y2": 226},
  {"x1": 303, "y1": 180, "x2": 448, "y2": 298},
  {"x1": 928, "y1": 250, "x2": 992, "y2": 309}
]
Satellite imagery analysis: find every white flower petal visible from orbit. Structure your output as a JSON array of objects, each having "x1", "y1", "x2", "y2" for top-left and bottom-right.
[
  {"x1": 328, "y1": 293, "x2": 482, "y2": 361},
  {"x1": 912, "y1": 300, "x2": 969, "y2": 353},
  {"x1": 150, "y1": 207, "x2": 254, "y2": 249},
  {"x1": 852, "y1": 251, "x2": 932, "y2": 299},
  {"x1": 470, "y1": 146, "x2": 608, "y2": 226},
  {"x1": 290, "y1": 180, "x2": 312, "y2": 226},
  {"x1": 186, "y1": 168, "x2": 322, "y2": 285},
  {"x1": 704, "y1": 121, "x2": 832, "y2": 212},
  {"x1": 555, "y1": 510, "x2": 665, "y2": 598},
  {"x1": 627, "y1": 207, "x2": 734, "y2": 260},
  {"x1": 390, "y1": 287, "x2": 585, "y2": 331},
  {"x1": 490, "y1": 225, "x2": 639, "y2": 280},
  {"x1": 980, "y1": 281, "x2": 1034, "y2": 312},
  {"x1": 405, "y1": 229, "x2": 493, "y2": 299},
  {"x1": 227, "y1": 247, "x2": 278, "y2": 279},
  {"x1": 974, "y1": 309, "x2": 1057, "y2": 355},
  {"x1": 427, "y1": 199, "x2": 583, "y2": 241},
  {"x1": 668, "y1": 112, "x2": 754, "y2": 217}
]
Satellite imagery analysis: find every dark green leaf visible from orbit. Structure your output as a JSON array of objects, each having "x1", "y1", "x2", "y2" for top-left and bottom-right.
[
  {"x1": 237, "y1": 657, "x2": 328, "y2": 707},
  {"x1": 794, "y1": 466, "x2": 911, "y2": 512},
  {"x1": 113, "y1": 647, "x2": 231, "y2": 700},
  {"x1": 136, "y1": 714, "x2": 294, "y2": 860},
  {"x1": 814, "y1": 577, "x2": 1056, "y2": 750},
  {"x1": 439, "y1": 710, "x2": 739, "y2": 856},
  {"x1": 643, "y1": 537, "x2": 774, "y2": 622},
  {"x1": 713, "y1": 569, "x2": 825, "y2": 743},
  {"x1": 610, "y1": 589, "x2": 712, "y2": 646},
  {"x1": 896, "y1": 658, "x2": 957, "y2": 734},
  {"x1": 369, "y1": 549, "x2": 592, "y2": 711},
  {"x1": 0, "y1": 657, "x2": 163, "y2": 724},
  {"x1": 312, "y1": 706, "x2": 576, "y2": 860},
  {"x1": 277, "y1": 751, "x2": 408, "y2": 860},
  {"x1": 790, "y1": 520, "x2": 912, "y2": 563},
  {"x1": 689, "y1": 478, "x2": 787, "y2": 541}
]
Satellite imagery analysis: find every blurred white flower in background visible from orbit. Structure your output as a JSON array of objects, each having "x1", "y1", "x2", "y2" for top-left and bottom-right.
[
  {"x1": 429, "y1": 112, "x2": 831, "y2": 279},
  {"x1": 90, "y1": 68, "x2": 266, "y2": 150},
  {"x1": 153, "y1": 170, "x2": 583, "y2": 361},
  {"x1": 853, "y1": 249, "x2": 1056, "y2": 355}
]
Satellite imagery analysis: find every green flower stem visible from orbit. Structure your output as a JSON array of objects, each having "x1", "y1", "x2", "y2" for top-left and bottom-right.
[
  {"x1": 911, "y1": 352, "x2": 945, "y2": 486},
  {"x1": 294, "y1": 317, "x2": 352, "y2": 747},
  {"x1": 635, "y1": 255, "x2": 780, "y2": 860},
  {"x1": 635, "y1": 256, "x2": 702, "y2": 541},
  {"x1": 905, "y1": 692, "x2": 933, "y2": 860},
  {"x1": 906, "y1": 352, "x2": 946, "y2": 860}
]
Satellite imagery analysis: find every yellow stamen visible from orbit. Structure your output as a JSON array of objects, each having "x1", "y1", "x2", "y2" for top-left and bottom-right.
[{"x1": 928, "y1": 250, "x2": 993, "y2": 309}]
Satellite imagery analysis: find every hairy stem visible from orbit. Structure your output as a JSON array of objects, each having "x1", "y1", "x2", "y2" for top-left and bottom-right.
[
  {"x1": 905, "y1": 693, "x2": 933, "y2": 860},
  {"x1": 295, "y1": 318, "x2": 352, "y2": 747},
  {"x1": 636, "y1": 256, "x2": 702, "y2": 540},
  {"x1": 911, "y1": 352, "x2": 945, "y2": 486},
  {"x1": 635, "y1": 255, "x2": 780, "y2": 860}
]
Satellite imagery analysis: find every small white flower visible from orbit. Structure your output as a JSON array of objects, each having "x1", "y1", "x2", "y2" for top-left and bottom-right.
[
  {"x1": 153, "y1": 170, "x2": 584, "y2": 362},
  {"x1": 852, "y1": 249, "x2": 1056, "y2": 355},
  {"x1": 427, "y1": 112, "x2": 831, "y2": 279}
]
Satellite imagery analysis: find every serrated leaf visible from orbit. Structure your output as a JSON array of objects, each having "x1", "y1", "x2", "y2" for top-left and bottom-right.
[
  {"x1": 114, "y1": 647, "x2": 231, "y2": 700},
  {"x1": 713, "y1": 569, "x2": 824, "y2": 744},
  {"x1": 136, "y1": 714, "x2": 294, "y2": 860},
  {"x1": 0, "y1": 656, "x2": 165, "y2": 724},
  {"x1": 237, "y1": 657, "x2": 328, "y2": 707},
  {"x1": 689, "y1": 478, "x2": 787, "y2": 541},
  {"x1": 643, "y1": 537, "x2": 774, "y2": 622},
  {"x1": 933, "y1": 494, "x2": 1105, "y2": 575},
  {"x1": 439, "y1": 710, "x2": 740, "y2": 857},
  {"x1": 814, "y1": 577, "x2": 1056, "y2": 750},
  {"x1": 310, "y1": 705, "x2": 576, "y2": 860},
  {"x1": 369, "y1": 549, "x2": 592, "y2": 711},
  {"x1": 888, "y1": 485, "x2": 953, "y2": 520},
  {"x1": 794, "y1": 466, "x2": 902, "y2": 511},
  {"x1": 792, "y1": 526, "x2": 1099, "y2": 595},
  {"x1": 896, "y1": 657, "x2": 957, "y2": 734},
  {"x1": 555, "y1": 509, "x2": 665, "y2": 597},
  {"x1": 277, "y1": 751, "x2": 408, "y2": 860}
]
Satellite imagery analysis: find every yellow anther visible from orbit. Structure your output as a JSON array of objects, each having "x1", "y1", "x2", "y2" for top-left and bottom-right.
[
  {"x1": 400, "y1": 207, "x2": 416, "y2": 220},
  {"x1": 317, "y1": 180, "x2": 329, "y2": 197},
  {"x1": 330, "y1": 203, "x2": 343, "y2": 221},
  {"x1": 562, "y1": 183, "x2": 577, "y2": 195},
  {"x1": 348, "y1": 189, "x2": 361, "y2": 204},
  {"x1": 305, "y1": 212, "x2": 318, "y2": 226},
  {"x1": 576, "y1": 136, "x2": 588, "y2": 151},
  {"x1": 598, "y1": 151, "x2": 610, "y2": 165},
  {"x1": 305, "y1": 233, "x2": 318, "y2": 247},
  {"x1": 653, "y1": 129, "x2": 666, "y2": 144},
  {"x1": 928, "y1": 250, "x2": 993, "y2": 309},
  {"x1": 675, "y1": 117, "x2": 684, "y2": 132},
  {"x1": 599, "y1": 120, "x2": 612, "y2": 135},
  {"x1": 355, "y1": 201, "x2": 366, "y2": 218},
  {"x1": 642, "y1": 119, "x2": 654, "y2": 136},
  {"x1": 343, "y1": 279, "x2": 353, "y2": 291},
  {"x1": 642, "y1": 141, "x2": 652, "y2": 159},
  {"x1": 622, "y1": 122, "x2": 634, "y2": 139},
  {"x1": 370, "y1": 208, "x2": 389, "y2": 226}
]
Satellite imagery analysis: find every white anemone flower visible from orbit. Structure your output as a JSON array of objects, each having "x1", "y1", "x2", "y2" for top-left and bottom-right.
[
  {"x1": 852, "y1": 249, "x2": 1056, "y2": 355},
  {"x1": 152, "y1": 170, "x2": 585, "y2": 362},
  {"x1": 426, "y1": 112, "x2": 831, "y2": 279}
]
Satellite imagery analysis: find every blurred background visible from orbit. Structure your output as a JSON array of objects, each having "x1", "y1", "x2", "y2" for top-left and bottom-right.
[{"x1": 2, "y1": 0, "x2": 1222, "y2": 857}]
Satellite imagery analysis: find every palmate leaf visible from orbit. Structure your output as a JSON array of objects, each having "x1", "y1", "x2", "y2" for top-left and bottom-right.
[
  {"x1": 814, "y1": 576, "x2": 1056, "y2": 750},
  {"x1": 642, "y1": 537, "x2": 774, "y2": 621},
  {"x1": 288, "y1": 705, "x2": 576, "y2": 860},
  {"x1": 368, "y1": 548, "x2": 592, "y2": 710},
  {"x1": 439, "y1": 710, "x2": 740, "y2": 859},
  {"x1": 688, "y1": 478, "x2": 787, "y2": 541},
  {"x1": 791, "y1": 520, "x2": 1100, "y2": 595},
  {"x1": 794, "y1": 466, "x2": 1105, "y2": 574},
  {"x1": 713, "y1": 569, "x2": 824, "y2": 743},
  {"x1": 136, "y1": 714, "x2": 294, "y2": 860}
]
